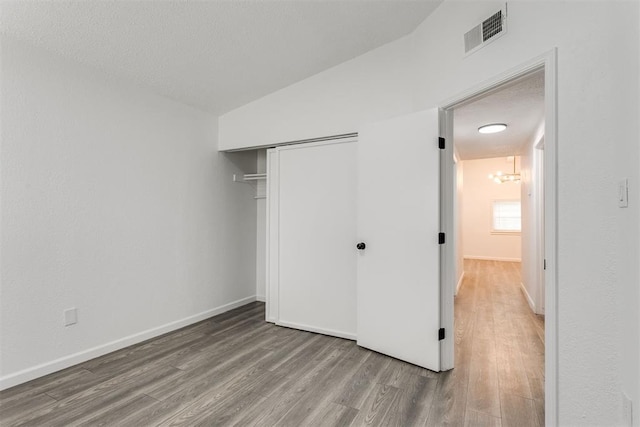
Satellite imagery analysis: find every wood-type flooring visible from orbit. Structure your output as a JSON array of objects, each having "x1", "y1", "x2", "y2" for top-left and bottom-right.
[{"x1": 0, "y1": 260, "x2": 544, "y2": 426}]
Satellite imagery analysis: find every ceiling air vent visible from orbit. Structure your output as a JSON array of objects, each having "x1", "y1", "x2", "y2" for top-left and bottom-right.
[{"x1": 464, "y1": 5, "x2": 507, "y2": 56}]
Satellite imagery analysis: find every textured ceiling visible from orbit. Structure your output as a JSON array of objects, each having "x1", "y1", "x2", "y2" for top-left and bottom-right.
[
  {"x1": 454, "y1": 70, "x2": 545, "y2": 160},
  {"x1": 0, "y1": 0, "x2": 442, "y2": 114}
]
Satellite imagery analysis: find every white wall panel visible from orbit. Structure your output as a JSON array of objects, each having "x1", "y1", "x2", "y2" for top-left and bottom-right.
[
  {"x1": 0, "y1": 38, "x2": 257, "y2": 388},
  {"x1": 462, "y1": 157, "x2": 522, "y2": 261}
]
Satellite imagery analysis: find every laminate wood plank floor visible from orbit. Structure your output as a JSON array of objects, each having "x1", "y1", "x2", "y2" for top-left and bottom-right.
[{"x1": 0, "y1": 260, "x2": 543, "y2": 426}]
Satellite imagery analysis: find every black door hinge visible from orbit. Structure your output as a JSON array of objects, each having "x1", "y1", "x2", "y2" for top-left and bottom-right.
[
  {"x1": 544, "y1": 259, "x2": 547, "y2": 270},
  {"x1": 438, "y1": 328, "x2": 445, "y2": 341},
  {"x1": 438, "y1": 137, "x2": 445, "y2": 150},
  {"x1": 438, "y1": 232, "x2": 445, "y2": 244}
]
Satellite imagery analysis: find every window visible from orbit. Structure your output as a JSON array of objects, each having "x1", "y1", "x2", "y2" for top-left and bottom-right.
[{"x1": 492, "y1": 200, "x2": 521, "y2": 233}]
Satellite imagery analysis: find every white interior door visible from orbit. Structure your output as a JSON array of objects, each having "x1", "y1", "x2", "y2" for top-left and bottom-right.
[
  {"x1": 268, "y1": 139, "x2": 357, "y2": 339},
  {"x1": 357, "y1": 109, "x2": 441, "y2": 371}
]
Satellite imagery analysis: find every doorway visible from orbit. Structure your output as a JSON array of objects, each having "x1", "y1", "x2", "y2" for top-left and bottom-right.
[
  {"x1": 439, "y1": 50, "x2": 557, "y2": 424},
  {"x1": 454, "y1": 72, "x2": 546, "y2": 425}
]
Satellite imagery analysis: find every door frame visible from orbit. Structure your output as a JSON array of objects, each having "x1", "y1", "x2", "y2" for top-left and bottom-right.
[{"x1": 438, "y1": 49, "x2": 558, "y2": 425}]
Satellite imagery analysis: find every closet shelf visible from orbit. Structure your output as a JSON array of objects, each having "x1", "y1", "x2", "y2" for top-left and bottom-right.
[
  {"x1": 233, "y1": 173, "x2": 267, "y2": 183},
  {"x1": 243, "y1": 173, "x2": 267, "y2": 181}
]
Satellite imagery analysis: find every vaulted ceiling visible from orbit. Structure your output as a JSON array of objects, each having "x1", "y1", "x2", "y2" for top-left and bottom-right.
[{"x1": 0, "y1": 0, "x2": 443, "y2": 114}]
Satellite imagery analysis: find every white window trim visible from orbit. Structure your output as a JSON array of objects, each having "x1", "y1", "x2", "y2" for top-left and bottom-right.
[{"x1": 491, "y1": 230, "x2": 521, "y2": 235}]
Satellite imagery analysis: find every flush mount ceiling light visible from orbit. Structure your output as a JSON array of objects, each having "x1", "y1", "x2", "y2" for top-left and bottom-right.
[{"x1": 478, "y1": 123, "x2": 507, "y2": 134}]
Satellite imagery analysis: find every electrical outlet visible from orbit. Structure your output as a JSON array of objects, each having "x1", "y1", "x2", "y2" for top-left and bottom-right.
[{"x1": 64, "y1": 308, "x2": 77, "y2": 326}]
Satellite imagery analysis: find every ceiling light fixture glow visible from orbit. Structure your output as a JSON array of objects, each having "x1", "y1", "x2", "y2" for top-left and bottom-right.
[
  {"x1": 488, "y1": 156, "x2": 520, "y2": 184},
  {"x1": 478, "y1": 123, "x2": 507, "y2": 134}
]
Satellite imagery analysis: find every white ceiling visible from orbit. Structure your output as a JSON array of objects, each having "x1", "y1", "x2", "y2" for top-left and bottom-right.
[
  {"x1": 454, "y1": 70, "x2": 545, "y2": 160},
  {"x1": 0, "y1": 0, "x2": 442, "y2": 115}
]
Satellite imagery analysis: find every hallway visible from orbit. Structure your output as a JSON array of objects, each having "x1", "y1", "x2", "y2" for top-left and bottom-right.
[{"x1": 449, "y1": 259, "x2": 545, "y2": 426}]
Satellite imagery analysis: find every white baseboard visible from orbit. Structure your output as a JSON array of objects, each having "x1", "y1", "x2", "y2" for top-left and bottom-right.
[
  {"x1": 464, "y1": 256, "x2": 522, "y2": 262},
  {"x1": 0, "y1": 295, "x2": 258, "y2": 390},
  {"x1": 255, "y1": 295, "x2": 266, "y2": 302},
  {"x1": 520, "y1": 282, "x2": 536, "y2": 313},
  {"x1": 455, "y1": 271, "x2": 465, "y2": 296},
  {"x1": 276, "y1": 320, "x2": 356, "y2": 341}
]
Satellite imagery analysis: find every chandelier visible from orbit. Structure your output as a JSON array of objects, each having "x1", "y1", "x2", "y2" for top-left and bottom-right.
[{"x1": 488, "y1": 156, "x2": 520, "y2": 184}]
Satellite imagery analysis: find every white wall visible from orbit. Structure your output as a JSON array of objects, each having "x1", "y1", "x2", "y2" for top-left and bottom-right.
[
  {"x1": 619, "y1": 2, "x2": 640, "y2": 423},
  {"x1": 520, "y1": 128, "x2": 544, "y2": 315},
  {"x1": 0, "y1": 37, "x2": 258, "y2": 389},
  {"x1": 637, "y1": 5, "x2": 640, "y2": 423},
  {"x1": 461, "y1": 157, "x2": 521, "y2": 262},
  {"x1": 219, "y1": 1, "x2": 640, "y2": 424},
  {"x1": 218, "y1": 34, "x2": 415, "y2": 150}
]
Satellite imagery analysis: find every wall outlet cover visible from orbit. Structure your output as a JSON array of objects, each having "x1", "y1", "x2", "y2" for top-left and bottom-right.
[{"x1": 64, "y1": 308, "x2": 77, "y2": 326}]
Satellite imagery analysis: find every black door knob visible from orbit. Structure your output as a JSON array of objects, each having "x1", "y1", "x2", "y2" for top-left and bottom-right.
[{"x1": 356, "y1": 242, "x2": 366, "y2": 250}]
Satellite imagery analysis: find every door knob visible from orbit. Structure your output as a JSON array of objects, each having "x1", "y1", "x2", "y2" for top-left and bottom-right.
[{"x1": 356, "y1": 242, "x2": 366, "y2": 250}]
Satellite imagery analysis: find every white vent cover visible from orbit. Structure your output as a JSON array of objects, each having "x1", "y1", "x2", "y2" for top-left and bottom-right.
[{"x1": 464, "y1": 5, "x2": 507, "y2": 56}]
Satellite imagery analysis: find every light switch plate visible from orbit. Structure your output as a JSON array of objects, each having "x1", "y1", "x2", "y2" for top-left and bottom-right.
[{"x1": 618, "y1": 179, "x2": 628, "y2": 208}]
